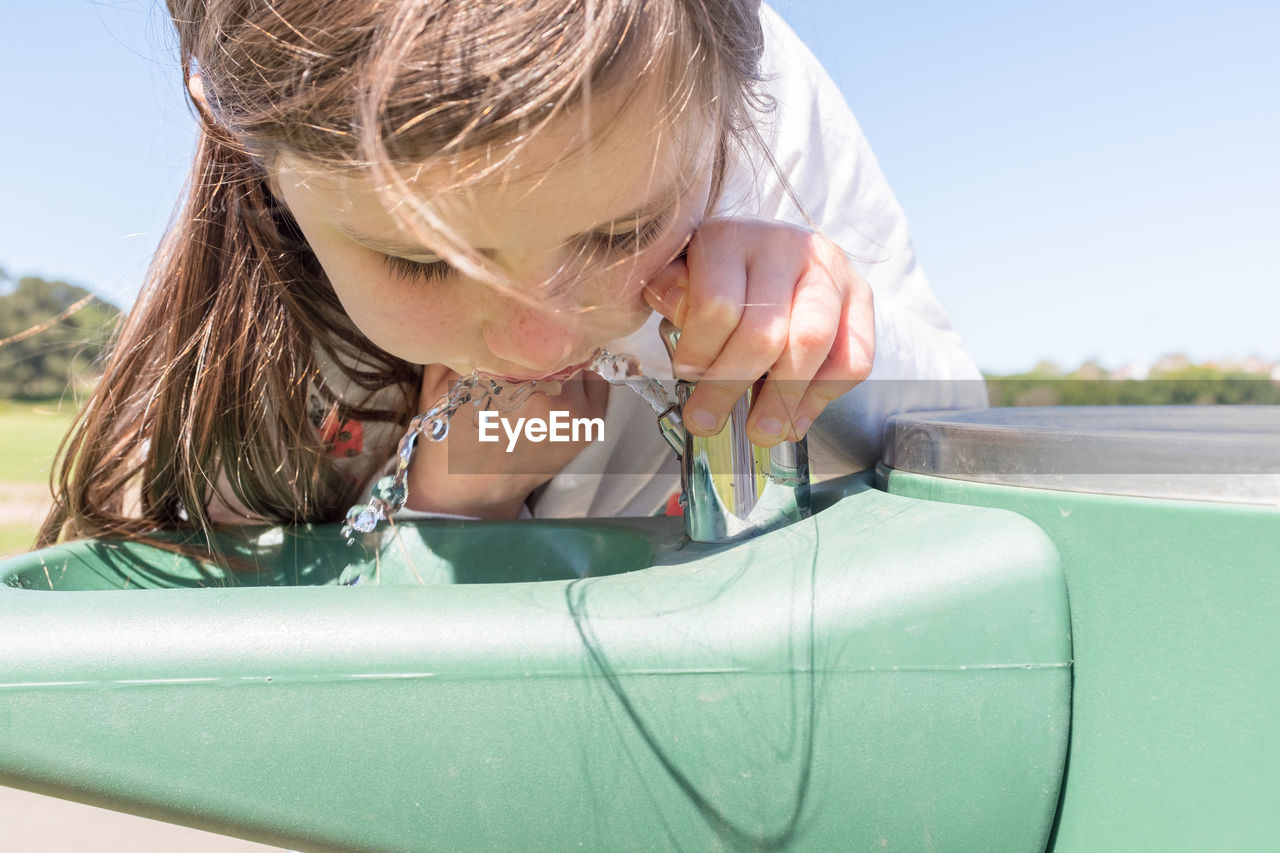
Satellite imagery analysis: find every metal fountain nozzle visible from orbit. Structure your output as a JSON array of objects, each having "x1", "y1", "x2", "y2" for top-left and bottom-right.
[{"x1": 658, "y1": 318, "x2": 811, "y2": 544}]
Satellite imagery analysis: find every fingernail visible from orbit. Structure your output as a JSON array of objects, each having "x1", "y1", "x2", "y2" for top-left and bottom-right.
[
  {"x1": 673, "y1": 362, "x2": 703, "y2": 381},
  {"x1": 688, "y1": 408, "x2": 718, "y2": 432},
  {"x1": 755, "y1": 417, "x2": 783, "y2": 438},
  {"x1": 794, "y1": 417, "x2": 812, "y2": 438}
]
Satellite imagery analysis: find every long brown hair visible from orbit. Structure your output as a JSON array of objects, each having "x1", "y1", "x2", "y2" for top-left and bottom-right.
[{"x1": 39, "y1": 0, "x2": 766, "y2": 546}]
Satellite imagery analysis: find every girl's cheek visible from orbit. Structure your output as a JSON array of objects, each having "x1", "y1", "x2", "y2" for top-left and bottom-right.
[{"x1": 319, "y1": 256, "x2": 465, "y2": 359}]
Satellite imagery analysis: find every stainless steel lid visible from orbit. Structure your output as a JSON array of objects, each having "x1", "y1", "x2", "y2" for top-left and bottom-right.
[{"x1": 883, "y1": 406, "x2": 1280, "y2": 505}]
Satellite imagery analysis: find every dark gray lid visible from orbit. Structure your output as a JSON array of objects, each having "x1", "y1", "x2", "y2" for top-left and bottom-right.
[{"x1": 883, "y1": 406, "x2": 1280, "y2": 505}]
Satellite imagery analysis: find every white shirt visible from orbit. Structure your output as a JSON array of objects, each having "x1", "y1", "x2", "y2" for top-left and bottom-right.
[{"x1": 524, "y1": 4, "x2": 986, "y2": 519}]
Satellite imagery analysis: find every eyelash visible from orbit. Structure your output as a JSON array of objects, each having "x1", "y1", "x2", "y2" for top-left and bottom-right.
[
  {"x1": 380, "y1": 212, "x2": 671, "y2": 284},
  {"x1": 383, "y1": 254, "x2": 452, "y2": 284},
  {"x1": 589, "y1": 212, "x2": 671, "y2": 254}
]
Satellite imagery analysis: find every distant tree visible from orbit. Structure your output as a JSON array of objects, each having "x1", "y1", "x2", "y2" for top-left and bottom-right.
[
  {"x1": 1027, "y1": 360, "x2": 1063, "y2": 378},
  {"x1": 985, "y1": 365, "x2": 1280, "y2": 407},
  {"x1": 1069, "y1": 359, "x2": 1106, "y2": 380},
  {"x1": 0, "y1": 275, "x2": 119, "y2": 400}
]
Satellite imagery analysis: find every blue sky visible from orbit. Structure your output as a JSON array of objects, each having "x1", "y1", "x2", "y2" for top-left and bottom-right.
[{"x1": 2, "y1": 0, "x2": 1276, "y2": 373}]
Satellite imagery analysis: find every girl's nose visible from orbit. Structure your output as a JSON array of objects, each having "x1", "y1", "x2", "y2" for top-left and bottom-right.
[{"x1": 482, "y1": 299, "x2": 580, "y2": 373}]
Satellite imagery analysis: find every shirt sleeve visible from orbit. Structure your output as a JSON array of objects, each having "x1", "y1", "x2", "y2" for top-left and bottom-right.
[{"x1": 715, "y1": 4, "x2": 989, "y2": 475}]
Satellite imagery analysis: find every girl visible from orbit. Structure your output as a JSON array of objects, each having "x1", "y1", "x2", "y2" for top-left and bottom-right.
[{"x1": 39, "y1": 0, "x2": 984, "y2": 545}]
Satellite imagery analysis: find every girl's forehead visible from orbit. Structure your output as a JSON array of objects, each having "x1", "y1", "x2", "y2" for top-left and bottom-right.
[{"x1": 274, "y1": 81, "x2": 715, "y2": 251}]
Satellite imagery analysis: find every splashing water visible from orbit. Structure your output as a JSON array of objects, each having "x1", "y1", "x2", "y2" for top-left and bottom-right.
[
  {"x1": 338, "y1": 350, "x2": 678, "y2": 555},
  {"x1": 587, "y1": 350, "x2": 678, "y2": 418}
]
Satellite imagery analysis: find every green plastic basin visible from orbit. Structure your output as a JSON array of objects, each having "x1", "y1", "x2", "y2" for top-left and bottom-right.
[
  {"x1": 0, "y1": 478, "x2": 1070, "y2": 852},
  {"x1": 1, "y1": 518, "x2": 670, "y2": 590},
  {"x1": 883, "y1": 406, "x2": 1280, "y2": 853}
]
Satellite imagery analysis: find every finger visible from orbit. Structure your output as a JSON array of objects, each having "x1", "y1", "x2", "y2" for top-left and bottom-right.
[
  {"x1": 785, "y1": 286, "x2": 876, "y2": 440},
  {"x1": 744, "y1": 262, "x2": 842, "y2": 444},
  {"x1": 642, "y1": 257, "x2": 689, "y2": 326},
  {"x1": 681, "y1": 378, "x2": 752, "y2": 436},
  {"x1": 820, "y1": 267, "x2": 876, "y2": 386},
  {"x1": 684, "y1": 248, "x2": 799, "y2": 436},
  {"x1": 668, "y1": 228, "x2": 747, "y2": 381},
  {"x1": 783, "y1": 377, "x2": 854, "y2": 441}
]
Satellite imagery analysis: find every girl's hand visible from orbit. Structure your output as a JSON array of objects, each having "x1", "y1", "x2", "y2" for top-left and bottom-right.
[
  {"x1": 642, "y1": 218, "x2": 875, "y2": 446},
  {"x1": 404, "y1": 366, "x2": 608, "y2": 519}
]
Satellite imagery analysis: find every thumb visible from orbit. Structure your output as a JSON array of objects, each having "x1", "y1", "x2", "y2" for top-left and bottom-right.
[{"x1": 643, "y1": 256, "x2": 689, "y2": 327}]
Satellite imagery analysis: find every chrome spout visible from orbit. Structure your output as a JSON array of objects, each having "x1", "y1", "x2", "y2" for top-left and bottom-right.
[
  {"x1": 659, "y1": 319, "x2": 811, "y2": 543},
  {"x1": 655, "y1": 402, "x2": 686, "y2": 458}
]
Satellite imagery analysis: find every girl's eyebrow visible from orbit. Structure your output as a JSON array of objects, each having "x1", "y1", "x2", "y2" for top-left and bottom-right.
[
  {"x1": 345, "y1": 231, "x2": 487, "y2": 261},
  {"x1": 343, "y1": 182, "x2": 686, "y2": 257},
  {"x1": 597, "y1": 186, "x2": 682, "y2": 229}
]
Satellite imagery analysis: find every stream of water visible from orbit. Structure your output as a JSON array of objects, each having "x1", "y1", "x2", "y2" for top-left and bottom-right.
[{"x1": 339, "y1": 350, "x2": 674, "y2": 548}]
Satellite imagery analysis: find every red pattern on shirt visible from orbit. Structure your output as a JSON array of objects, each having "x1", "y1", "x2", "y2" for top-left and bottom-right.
[{"x1": 319, "y1": 409, "x2": 364, "y2": 458}]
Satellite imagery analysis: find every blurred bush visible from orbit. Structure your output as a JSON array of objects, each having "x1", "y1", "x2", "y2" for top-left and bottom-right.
[{"x1": 0, "y1": 271, "x2": 119, "y2": 400}]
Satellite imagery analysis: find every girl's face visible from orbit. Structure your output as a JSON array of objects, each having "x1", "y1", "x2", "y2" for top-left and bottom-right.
[{"x1": 272, "y1": 85, "x2": 714, "y2": 382}]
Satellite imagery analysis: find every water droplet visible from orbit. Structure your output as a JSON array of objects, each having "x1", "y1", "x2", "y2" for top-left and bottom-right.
[
  {"x1": 338, "y1": 564, "x2": 368, "y2": 586},
  {"x1": 345, "y1": 503, "x2": 383, "y2": 534},
  {"x1": 371, "y1": 475, "x2": 408, "y2": 507},
  {"x1": 428, "y1": 417, "x2": 448, "y2": 441}
]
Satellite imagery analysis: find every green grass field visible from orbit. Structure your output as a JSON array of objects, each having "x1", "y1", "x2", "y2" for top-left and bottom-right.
[{"x1": 0, "y1": 401, "x2": 77, "y2": 556}]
